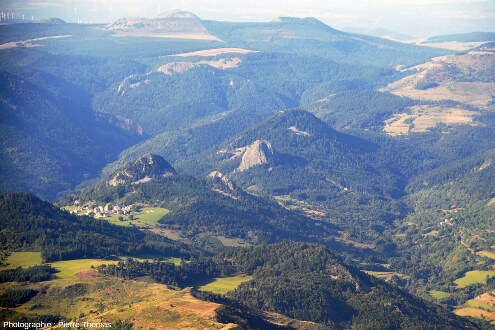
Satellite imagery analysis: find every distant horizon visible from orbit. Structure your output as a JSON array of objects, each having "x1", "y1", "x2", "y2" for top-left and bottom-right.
[{"x1": 1, "y1": 1, "x2": 494, "y2": 38}]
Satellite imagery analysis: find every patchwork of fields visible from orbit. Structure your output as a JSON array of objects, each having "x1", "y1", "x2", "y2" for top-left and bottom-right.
[{"x1": 0, "y1": 252, "x2": 237, "y2": 328}]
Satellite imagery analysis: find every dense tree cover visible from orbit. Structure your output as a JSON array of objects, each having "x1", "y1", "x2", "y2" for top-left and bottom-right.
[
  {"x1": 100, "y1": 111, "x2": 272, "y2": 176},
  {"x1": 387, "y1": 147, "x2": 495, "y2": 296},
  {"x1": 220, "y1": 242, "x2": 477, "y2": 329},
  {"x1": 0, "y1": 265, "x2": 58, "y2": 283},
  {"x1": 426, "y1": 32, "x2": 495, "y2": 43},
  {"x1": 2, "y1": 18, "x2": 495, "y2": 328},
  {"x1": 183, "y1": 109, "x2": 398, "y2": 195},
  {"x1": 98, "y1": 257, "x2": 234, "y2": 287},
  {"x1": 62, "y1": 170, "x2": 335, "y2": 244},
  {"x1": 0, "y1": 20, "x2": 449, "y2": 201},
  {"x1": 303, "y1": 90, "x2": 417, "y2": 130},
  {"x1": 202, "y1": 18, "x2": 449, "y2": 67},
  {"x1": 0, "y1": 23, "x2": 102, "y2": 44},
  {"x1": 191, "y1": 290, "x2": 292, "y2": 329},
  {"x1": 99, "y1": 242, "x2": 475, "y2": 329},
  {"x1": 0, "y1": 69, "x2": 144, "y2": 200},
  {"x1": 0, "y1": 192, "x2": 192, "y2": 262},
  {"x1": 0, "y1": 289, "x2": 38, "y2": 308},
  {"x1": 61, "y1": 108, "x2": 495, "y2": 315},
  {"x1": 179, "y1": 109, "x2": 408, "y2": 240},
  {"x1": 93, "y1": 52, "x2": 404, "y2": 135}
]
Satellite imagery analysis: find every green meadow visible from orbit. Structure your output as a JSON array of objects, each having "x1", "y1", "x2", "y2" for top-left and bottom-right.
[
  {"x1": 2, "y1": 252, "x2": 42, "y2": 268},
  {"x1": 455, "y1": 270, "x2": 495, "y2": 286},
  {"x1": 467, "y1": 299, "x2": 494, "y2": 311},
  {"x1": 49, "y1": 259, "x2": 119, "y2": 281},
  {"x1": 133, "y1": 207, "x2": 170, "y2": 226},
  {"x1": 198, "y1": 275, "x2": 253, "y2": 294},
  {"x1": 103, "y1": 207, "x2": 169, "y2": 227},
  {"x1": 429, "y1": 290, "x2": 452, "y2": 300}
]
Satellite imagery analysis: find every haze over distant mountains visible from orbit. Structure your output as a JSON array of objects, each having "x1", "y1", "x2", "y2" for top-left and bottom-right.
[
  {"x1": 1, "y1": 8, "x2": 495, "y2": 328},
  {"x1": 1, "y1": 1, "x2": 494, "y2": 37}
]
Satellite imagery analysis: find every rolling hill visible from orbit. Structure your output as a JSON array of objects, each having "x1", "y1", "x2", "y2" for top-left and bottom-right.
[
  {"x1": 202, "y1": 17, "x2": 448, "y2": 67},
  {"x1": 0, "y1": 71, "x2": 143, "y2": 200},
  {"x1": 61, "y1": 153, "x2": 338, "y2": 247},
  {"x1": 176, "y1": 109, "x2": 412, "y2": 246}
]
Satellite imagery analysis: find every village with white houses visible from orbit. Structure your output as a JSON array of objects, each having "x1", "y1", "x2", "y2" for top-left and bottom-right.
[{"x1": 68, "y1": 200, "x2": 134, "y2": 218}]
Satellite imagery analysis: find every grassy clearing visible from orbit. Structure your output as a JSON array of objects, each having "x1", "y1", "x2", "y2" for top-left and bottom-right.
[
  {"x1": 467, "y1": 299, "x2": 494, "y2": 311},
  {"x1": 477, "y1": 251, "x2": 495, "y2": 259},
  {"x1": 364, "y1": 271, "x2": 395, "y2": 281},
  {"x1": 134, "y1": 207, "x2": 170, "y2": 226},
  {"x1": 429, "y1": 290, "x2": 452, "y2": 300},
  {"x1": 274, "y1": 195, "x2": 298, "y2": 202},
  {"x1": 49, "y1": 259, "x2": 119, "y2": 281},
  {"x1": 2, "y1": 252, "x2": 42, "y2": 268},
  {"x1": 198, "y1": 275, "x2": 253, "y2": 294},
  {"x1": 103, "y1": 207, "x2": 169, "y2": 228},
  {"x1": 102, "y1": 214, "x2": 137, "y2": 227},
  {"x1": 216, "y1": 236, "x2": 249, "y2": 247},
  {"x1": 2, "y1": 253, "x2": 179, "y2": 280},
  {"x1": 455, "y1": 270, "x2": 495, "y2": 286},
  {"x1": 50, "y1": 256, "x2": 180, "y2": 282}
]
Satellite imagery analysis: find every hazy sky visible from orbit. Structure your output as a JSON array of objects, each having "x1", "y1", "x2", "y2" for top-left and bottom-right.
[{"x1": 1, "y1": 0, "x2": 494, "y2": 38}]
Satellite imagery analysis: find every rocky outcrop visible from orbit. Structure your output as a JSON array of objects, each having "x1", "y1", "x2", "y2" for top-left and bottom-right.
[
  {"x1": 157, "y1": 62, "x2": 199, "y2": 75},
  {"x1": 208, "y1": 171, "x2": 240, "y2": 199},
  {"x1": 238, "y1": 140, "x2": 279, "y2": 172},
  {"x1": 208, "y1": 171, "x2": 235, "y2": 191},
  {"x1": 109, "y1": 153, "x2": 176, "y2": 186}
]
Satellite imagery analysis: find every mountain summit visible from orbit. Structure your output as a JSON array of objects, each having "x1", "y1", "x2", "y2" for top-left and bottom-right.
[
  {"x1": 105, "y1": 10, "x2": 212, "y2": 38},
  {"x1": 156, "y1": 10, "x2": 199, "y2": 20},
  {"x1": 109, "y1": 153, "x2": 176, "y2": 186}
]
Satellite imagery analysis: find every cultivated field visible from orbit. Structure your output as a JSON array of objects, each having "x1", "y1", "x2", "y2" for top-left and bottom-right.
[
  {"x1": 198, "y1": 275, "x2": 253, "y2": 294},
  {"x1": 383, "y1": 105, "x2": 478, "y2": 136},
  {"x1": 455, "y1": 270, "x2": 495, "y2": 287},
  {"x1": 104, "y1": 207, "x2": 169, "y2": 228},
  {"x1": 429, "y1": 290, "x2": 452, "y2": 300},
  {"x1": 2, "y1": 252, "x2": 42, "y2": 268}
]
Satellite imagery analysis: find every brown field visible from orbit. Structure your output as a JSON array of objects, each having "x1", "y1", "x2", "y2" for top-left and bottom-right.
[
  {"x1": 0, "y1": 35, "x2": 72, "y2": 50},
  {"x1": 216, "y1": 236, "x2": 249, "y2": 247},
  {"x1": 150, "y1": 227, "x2": 183, "y2": 240},
  {"x1": 384, "y1": 105, "x2": 478, "y2": 136},
  {"x1": 111, "y1": 31, "x2": 222, "y2": 41},
  {"x1": 10, "y1": 274, "x2": 235, "y2": 329},
  {"x1": 363, "y1": 271, "x2": 407, "y2": 281},
  {"x1": 169, "y1": 48, "x2": 259, "y2": 57},
  {"x1": 405, "y1": 39, "x2": 488, "y2": 51},
  {"x1": 383, "y1": 49, "x2": 495, "y2": 109},
  {"x1": 389, "y1": 82, "x2": 495, "y2": 108},
  {"x1": 455, "y1": 307, "x2": 495, "y2": 323}
]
